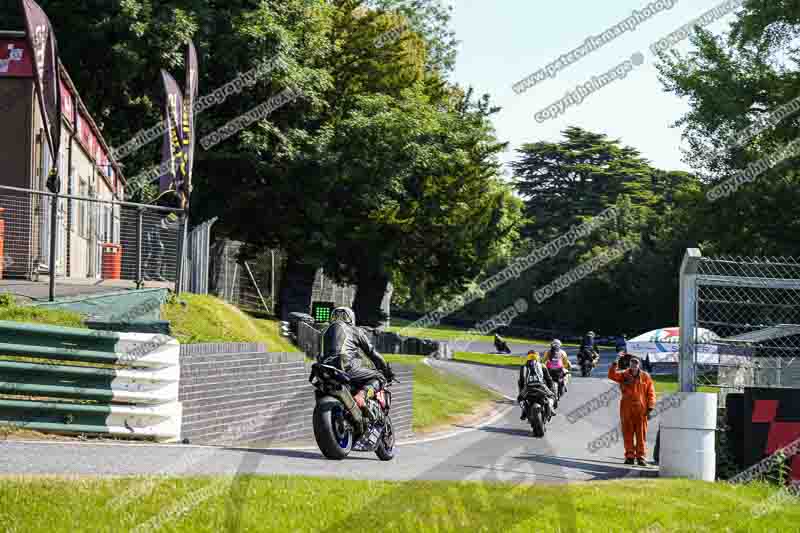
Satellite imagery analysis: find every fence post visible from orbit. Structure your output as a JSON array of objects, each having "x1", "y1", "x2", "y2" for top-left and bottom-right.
[
  {"x1": 271, "y1": 249, "x2": 275, "y2": 313},
  {"x1": 175, "y1": 213, "x2": 188, "y2": 295},
  {"x1": 48, "y1": 194, "x2": 58, "y2": 301},
  {"x1": 136, "y1": 208, "x2": 144, "y2": 289},
  {"x1": 679, "y1": 248, "x2": 702, "y2": 392}
]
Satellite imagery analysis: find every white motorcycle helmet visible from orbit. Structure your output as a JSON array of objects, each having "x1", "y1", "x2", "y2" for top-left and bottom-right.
[{"x1": 330, "y1": 306, "x2": 355, "y2": 326}]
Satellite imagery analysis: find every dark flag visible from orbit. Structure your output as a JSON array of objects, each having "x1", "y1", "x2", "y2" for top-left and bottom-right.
[
  {"x1": 181, "y1": 41, "x2": 198, "y2": 210},
  {"x1": 158, "y1": 69, "x2": 185, "y2": 197},
  {"x1": 20, "y1": 0, "x2": 61, "y2": 193}
]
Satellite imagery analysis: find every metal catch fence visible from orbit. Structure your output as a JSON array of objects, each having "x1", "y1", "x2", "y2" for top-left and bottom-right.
[
  {"x1": 210, "y1": 240, "x2": 280, "y2": 314},
  {"x1": 679, "y1": 249, "x2": 800, "y2": 399},
  {"x1": 0, "y1": 185, "x2": 185, "y2": 296}
]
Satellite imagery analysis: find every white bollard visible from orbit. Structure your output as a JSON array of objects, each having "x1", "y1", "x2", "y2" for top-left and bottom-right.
[{"x1": 659, "y1": 392, "x2": 718, "y2": 481}]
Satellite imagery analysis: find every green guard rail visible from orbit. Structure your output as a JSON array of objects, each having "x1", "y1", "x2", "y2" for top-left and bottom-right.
[{"x1": 0, "y1": 320, "x2": 181, "y2": 441}]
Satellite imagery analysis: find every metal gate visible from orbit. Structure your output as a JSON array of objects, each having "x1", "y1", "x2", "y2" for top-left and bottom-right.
[{"x1": 679, "y1": 249, "x2": 800, "y2": 399}]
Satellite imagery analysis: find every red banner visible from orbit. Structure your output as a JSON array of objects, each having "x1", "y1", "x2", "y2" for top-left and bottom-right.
[
  {"x1": 79, "y1": 111, "x2": 91, "y2": 148},
  {"x1": 0, "y1": 39, "x2": 34, "y2": 77},
  {"x1": 59, "y1": 80, "x2": 73, "y2": 123}
]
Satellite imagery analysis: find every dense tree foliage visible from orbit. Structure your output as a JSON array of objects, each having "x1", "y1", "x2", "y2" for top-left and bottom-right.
[{"x1": 3, "y1": 0, "x2": 796, "y2": 334}]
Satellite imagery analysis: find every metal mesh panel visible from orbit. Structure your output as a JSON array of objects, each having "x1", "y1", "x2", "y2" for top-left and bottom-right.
[
  {"x1": 0, "y1": 185, "x2": 184, "y2": 293},
  {"x1": 210, "y1": 240, "x2": 280, "y2": 315},
  {"x1": 693, "y1": 256, "x2": 800, "y2": 394},
  {"x1": 0, "y1": 191, "x2": 37, "y2": 278}
]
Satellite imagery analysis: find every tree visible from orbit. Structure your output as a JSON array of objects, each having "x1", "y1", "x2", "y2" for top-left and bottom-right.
[
  {"x1": 291, "y1": 86, "x2": 522, "y2": 326},
  {"x1": 653, "y1": 0, "x2": 800, "y2": 257},
  {"x1": 511, "y1": 126, "x2": 653, "y2": 241}
]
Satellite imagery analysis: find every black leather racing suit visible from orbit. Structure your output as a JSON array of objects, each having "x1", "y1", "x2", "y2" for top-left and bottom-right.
[
  {"x1": 320, "y1": 321, "x2": 389, "y2": 392},
  {"x1": 518, "y1": 360, "x2": 557, "y2": 416}
]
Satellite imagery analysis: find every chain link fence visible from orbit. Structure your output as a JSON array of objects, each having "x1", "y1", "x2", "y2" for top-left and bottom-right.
[
  {"x1": 210, "y1": 239, "x2": 358, "y2": 317},
  {"x1": 680, "y1": 250, "x2": 800, "y2": 399}
]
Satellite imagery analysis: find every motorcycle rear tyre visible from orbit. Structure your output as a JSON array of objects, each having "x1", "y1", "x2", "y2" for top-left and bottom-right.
[
  {"x1": 313, "y1": 398, "x2": 353, "y2": 460},
  {"x1": 529, "y1": 408, "x2": 546, "y2": 438}
]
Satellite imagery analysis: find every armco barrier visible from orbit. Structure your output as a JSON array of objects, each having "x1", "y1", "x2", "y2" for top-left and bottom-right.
[
  {"x1": 0, "y1": 321, "x2": 181, "y2": 441},
  {"x1": 179, "y1": 343, "x2": 414, "y2": 445}
]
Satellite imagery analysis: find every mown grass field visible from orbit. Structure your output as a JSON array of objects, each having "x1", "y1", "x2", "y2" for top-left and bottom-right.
[
  {"x1": 384, "y1": 355, "x2": 501, "y2": 432},
  {"x1": 453, "y1": 351, "x2": 526, "y2": 368},
  {"x1": 2, "y1": 475, "x2": 796, "y2": 532},
  {"x1": 385, "y1": 317, "x2": 572, "y2": 346},
  {"x1": 651, "y1": 374, "x2": 718, "y2": 395}
]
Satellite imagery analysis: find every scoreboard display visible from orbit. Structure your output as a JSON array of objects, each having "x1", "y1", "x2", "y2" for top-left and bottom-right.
[{"x1": 312, "y1": 301, "x2": 335, "y2": 323}]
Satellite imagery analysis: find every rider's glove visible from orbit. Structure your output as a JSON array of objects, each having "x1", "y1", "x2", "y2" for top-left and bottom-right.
[{"x1": 384, "y1": 364, "x2": 395, "y2": 382}]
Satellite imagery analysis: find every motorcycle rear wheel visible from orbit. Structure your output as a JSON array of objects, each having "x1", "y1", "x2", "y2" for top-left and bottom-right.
[
  {"x1": 529, "y1": 407, "x2": 546, "y2": 437},
  {"x1": 313, "y1": 398, "x2": 354, "y2": 460}
]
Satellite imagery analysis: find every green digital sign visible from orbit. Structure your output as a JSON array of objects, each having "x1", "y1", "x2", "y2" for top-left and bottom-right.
[{"x1": 312, "y1": 301, "x2": 335, "y2": 323}]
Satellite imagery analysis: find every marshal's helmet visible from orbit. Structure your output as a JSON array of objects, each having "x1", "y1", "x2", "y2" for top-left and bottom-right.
[{"x1": 330, "y1": 307, "x2": 355, "y2": 326}]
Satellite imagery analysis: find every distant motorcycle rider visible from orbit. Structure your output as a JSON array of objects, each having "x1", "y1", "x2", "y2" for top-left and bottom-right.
[
  {"x1": 319, "y1": 307, "x2": 394, "y2": 414},
  {"x1": 494, "y1": 333, "x2": 511, "y2": 354},
  {"x1": 518, "y1": 351, "x2": 557, "y2": 420},
  {"x1": 578, "y1": 331, "x2": 600, "y2": 367},
  {"x1": 544, "y1": 339, "x2": 571, "y2": 394},
  {"x1": 543, "y1": 339, "x2": 572, "y2": 370}
]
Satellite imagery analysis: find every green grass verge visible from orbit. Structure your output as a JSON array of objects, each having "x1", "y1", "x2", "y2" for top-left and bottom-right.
[
  {"x1": 384, "y1": 355, "x2": 500, "y2": 432},
  {"x1": 2, "y1": 476, "x2": 797, "y2": 532},
  {"x1": 386, "y1": 317, "x2": 580, "y2": 346},
  {"x1": 651, "y1": 374, "x2": 718, "y2": 394},
  {"x1": 454, "y1": 351, "x2": 526, "y2": 368},
  {"x1": 0, "y1": 303, "x2": 86, "y2": 329},
  {"x1": 162, "y1": 294, "x2": 297, "y2": 351}
]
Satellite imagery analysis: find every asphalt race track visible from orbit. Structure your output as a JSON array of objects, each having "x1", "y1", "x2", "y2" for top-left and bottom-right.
[{"x1": 0, "y1": 343, "x2": 662, "y2": 485}]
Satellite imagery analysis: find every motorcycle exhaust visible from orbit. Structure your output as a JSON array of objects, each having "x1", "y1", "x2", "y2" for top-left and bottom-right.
[{"x1": 330, "y1": 386, "x2": 363, "y2": 428}]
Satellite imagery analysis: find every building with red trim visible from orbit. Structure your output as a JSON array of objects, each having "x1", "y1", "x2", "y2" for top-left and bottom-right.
[{"x1": 0, "y1": 31, "x2": 126, "y2": 280}]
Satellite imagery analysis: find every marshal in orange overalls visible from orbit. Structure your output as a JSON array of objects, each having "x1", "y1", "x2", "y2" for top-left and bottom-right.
[{"x1": 607, "y1": 362, "x2": 656, "y2": 460}]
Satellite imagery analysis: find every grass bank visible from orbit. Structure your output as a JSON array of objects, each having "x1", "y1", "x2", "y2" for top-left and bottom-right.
[
  {"x1": 0, "y1": 301, "x2": 86, "y2": 329},
  {"x1": 384, "y1": 355, "x2": 501, "y2": 432},
  {"x1": 2, "y1": 476, "x2": 796, "y2": 532},
  {"x1": 158, "y1": 294, "x2": 298, "y2": 351},
  {"x1": 0, "y1": 293, "x2": 297, "y2": 351}
]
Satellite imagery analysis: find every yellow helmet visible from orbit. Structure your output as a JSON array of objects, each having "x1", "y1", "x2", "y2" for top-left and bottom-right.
[{"x1": 526, "y1": 351, "x2": 540, "y2": 361}]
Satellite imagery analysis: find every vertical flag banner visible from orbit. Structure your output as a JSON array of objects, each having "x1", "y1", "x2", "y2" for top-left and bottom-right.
[
  {"x1": 158, "y1": 69, "x2": 184, "y2": 195},
  {"x1": 20, "y1": 0, "x2": 61, "y2": 192},
  {"x1": 182, "y1": 41, "x2": 198, "y2": 209}
]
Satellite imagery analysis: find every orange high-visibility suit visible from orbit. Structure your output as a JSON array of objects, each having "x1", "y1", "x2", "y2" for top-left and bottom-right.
[{"x1": 607, "y1": 362, "x2": 656, "y2": 460}]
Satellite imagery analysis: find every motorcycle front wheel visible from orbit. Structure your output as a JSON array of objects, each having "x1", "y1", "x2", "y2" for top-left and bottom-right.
[
  {"x1": 375, "y1": 416, "x2": 396, "y2": 461},
  {"x1": 313, "y1": 398, "x2": 354, "y2": 460}
]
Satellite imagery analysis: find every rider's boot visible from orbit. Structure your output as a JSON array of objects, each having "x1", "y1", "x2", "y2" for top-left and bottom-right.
[
  {"x1": 519, "y1": 401, "x2": 528, "y2": 420},
  {"x1": 353, "y1": 389, "x2": 367, "y2": 409}
]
